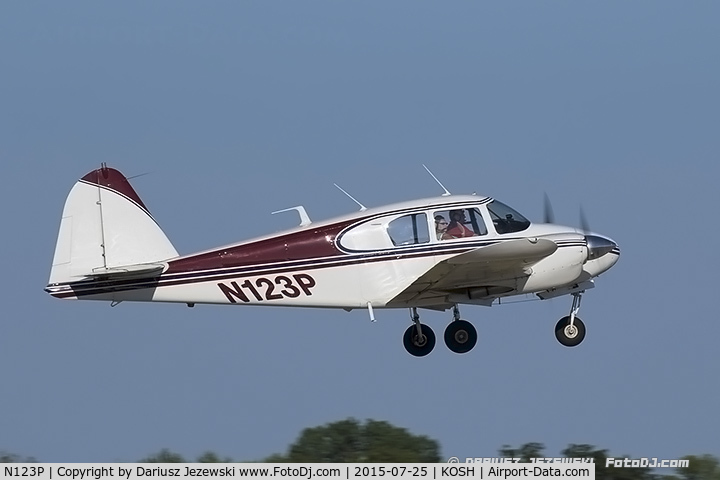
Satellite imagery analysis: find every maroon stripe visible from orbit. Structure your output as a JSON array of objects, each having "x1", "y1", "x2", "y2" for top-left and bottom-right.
[
  {"x1": 166, "y1": 220, "x2": 362, "y2": 274},
  {"x1": 81, "y1": 165, "x2": 149, "y2": 211},
  {"x1": 48, "y1": 247, "x2": 441, "y2": 299}
]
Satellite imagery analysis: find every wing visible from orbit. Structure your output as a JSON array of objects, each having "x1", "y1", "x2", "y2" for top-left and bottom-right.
[{"x1": 387, "y1": 238, "x2": 557, "y2": 308}]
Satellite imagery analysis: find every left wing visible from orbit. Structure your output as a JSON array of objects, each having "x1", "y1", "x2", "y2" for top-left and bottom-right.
[{"x1": 387, "y1": 238, "x2": 557, "y2": 308}]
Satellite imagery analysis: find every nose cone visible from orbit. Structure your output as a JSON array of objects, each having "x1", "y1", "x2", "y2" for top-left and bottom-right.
[{"x1": 585, "y1": 234, "x2": 620, "y2": 261}]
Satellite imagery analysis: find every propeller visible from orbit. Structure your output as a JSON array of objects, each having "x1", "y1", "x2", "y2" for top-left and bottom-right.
[
  {"x1": 543, "y1": 193, "x2": 555, "y2": 224},
  {"x1": 578, "y1": 206, "x2": 618, "y2": 260},
  {"x1": 579, "y1": 205, "x2": 590, "y2": 234},
  {"x1": 543, "y1": 194, "x2": 617, "y2": 260}
]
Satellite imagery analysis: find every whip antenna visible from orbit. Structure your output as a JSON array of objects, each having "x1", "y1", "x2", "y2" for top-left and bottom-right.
[
  {"x1": 334, "y1": 184, "x2": 367, "y2": 211},
  {"x1": 423, "y1": 164, "x2": 451, "y2": 196}
]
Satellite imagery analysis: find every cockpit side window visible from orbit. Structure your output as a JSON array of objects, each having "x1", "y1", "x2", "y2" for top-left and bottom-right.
[
  {"x1": 487, "y1": 200, "x2": 531, "y2": 234},
  {"x1": 387, "y1": 213, "x2": 430, "y2": 247},
  {"x1": 434, "y1": 208, "x2": 487, "y2": 240}
]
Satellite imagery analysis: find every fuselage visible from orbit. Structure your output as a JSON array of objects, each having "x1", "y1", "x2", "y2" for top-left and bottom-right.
[{"x1": 46, "y1": 194, "x2": 620, "y2": 310}]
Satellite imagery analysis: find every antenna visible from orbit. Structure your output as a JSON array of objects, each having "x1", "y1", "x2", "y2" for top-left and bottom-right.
[
  {"x1": 334, "y1": 183, "x2": 367, "y2": 211},
  {"x1": 271, "y1": 206, "x2": 312, "y2": 227},
  {"x1": 127, "y1": 171, "x2": 156, "y2": 180},
  {"x1": 422, "y1": 164, "x2": 451, "y2": 196}
]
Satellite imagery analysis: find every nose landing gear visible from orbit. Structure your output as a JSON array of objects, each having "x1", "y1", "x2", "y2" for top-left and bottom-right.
[{"x1": 555, "y1": 292, "x2": 586, "y2": 347}]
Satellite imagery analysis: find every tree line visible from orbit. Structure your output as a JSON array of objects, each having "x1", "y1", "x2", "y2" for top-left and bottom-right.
[{"x1": 2, "y1": 418, "x2": 718, "y2": 480}]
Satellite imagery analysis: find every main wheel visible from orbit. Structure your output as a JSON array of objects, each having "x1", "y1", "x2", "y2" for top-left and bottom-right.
[
  {"x1": 444, "y1": 320, "x2": 477, "y2": 354},
  {"x1": 555, "y1": 316, "x2": 586, "y2": 347},
  {"x1": 403, "y1": 324, "x2": 436, "y2": 357}
]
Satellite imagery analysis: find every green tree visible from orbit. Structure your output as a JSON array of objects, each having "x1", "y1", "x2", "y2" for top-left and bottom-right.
[
  {"x1": 267, "y1": 418, "x2": 440, "y2": 463},
  {"x1": 262, "y1": 453, "x2": 291, "y2": 463},
  {"x1": 138, "y1": 449, "x2": 186, "y2": 463},
  {"x1": 197, "y1": 452, "x2": 233, "y2": 463},
  {"x1": 562, "y1": 444, "x2": 655, "y2": 480},
  {"x1": 499, "y1": 443, "x2": 545, "y2": 462},
  {"x1": 675, "y1": 455, "x2": 720, "y2": 480},
  {"x1": 0, "y1": 452, "x2": 36, "y2": 463}
]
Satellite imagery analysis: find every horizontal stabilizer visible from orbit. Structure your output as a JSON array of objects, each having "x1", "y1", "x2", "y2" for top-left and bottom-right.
[{"x1": 83, "y1": 263, "x2": 166, "y2": 279}]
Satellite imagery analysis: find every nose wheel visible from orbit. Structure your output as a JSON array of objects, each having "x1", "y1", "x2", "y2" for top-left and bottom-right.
[
  {"x1": 555, "y1": 316, "x2": 586, "y2": 346},
  {"x1": 555, "y1": 292, "x2": 586, "y2": 347}
]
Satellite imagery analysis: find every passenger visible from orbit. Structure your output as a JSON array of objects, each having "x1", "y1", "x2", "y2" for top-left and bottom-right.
[
  {"x1": 435, "y1": 215, "x2": 452, "y2": 240},
  {"x1": 446, "y1": 209, "x2": 476, "y2": 238}
]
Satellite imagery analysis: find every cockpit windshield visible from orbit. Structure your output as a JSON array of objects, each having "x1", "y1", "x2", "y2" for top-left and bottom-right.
[{"x1": 487, "y1": 200, "x2": 531, "y2": 234}]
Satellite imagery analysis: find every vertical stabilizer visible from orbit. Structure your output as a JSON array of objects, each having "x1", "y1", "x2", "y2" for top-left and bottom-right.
[{"x1": 48, "y1": 165, "x2": 178, "y2": 285}]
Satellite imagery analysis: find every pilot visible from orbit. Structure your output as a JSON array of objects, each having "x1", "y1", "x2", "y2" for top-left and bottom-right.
[
  {"x1": 434, "y1": 215, "x2": 452, "y2": 240},
  {"x1": 446, "y1": 209, "x2": 476, "y2": 238}
]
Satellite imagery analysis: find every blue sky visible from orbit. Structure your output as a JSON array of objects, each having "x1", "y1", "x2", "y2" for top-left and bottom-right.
[{"x1": 1, "y1": 1, "x2": 718, "y2": 463}]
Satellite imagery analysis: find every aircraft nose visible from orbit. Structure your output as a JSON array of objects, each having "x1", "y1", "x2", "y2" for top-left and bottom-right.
[{"x1": 585, "y1": 234, "x2": 619, "y2": 261}]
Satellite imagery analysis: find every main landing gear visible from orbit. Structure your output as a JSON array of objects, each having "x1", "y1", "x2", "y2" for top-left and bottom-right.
[
  {"x1": 402, "y1": 306, "x2": 478, "y2": 357},
  {"x1": 402, "y1": 292, "x2": 589, "y2": 355},
  {"x1": 555, "y1": 292, "x2": 586, "y2": 347},
  {"x1": 403, "y1": 308, "x2": 436, "y2": 357},
  {"x1": 444, "y1": 305, "x2": 477, "y2": 354}
]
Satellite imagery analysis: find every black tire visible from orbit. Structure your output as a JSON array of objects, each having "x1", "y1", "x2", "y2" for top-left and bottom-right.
[
  {"x1": 444, "y1": 320, "x2": 478, "y2": 354},
  {"x1": 403, "y1": 324, "x2": 436, "y2": 357},
  {"x1": 555, "y1": 316, "x2": 586, "y2": 347}
]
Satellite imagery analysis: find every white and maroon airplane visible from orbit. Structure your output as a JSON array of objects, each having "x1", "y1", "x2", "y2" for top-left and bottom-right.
[{"x1": 46, "y1": 165, "x2": 619, "y2": 356}]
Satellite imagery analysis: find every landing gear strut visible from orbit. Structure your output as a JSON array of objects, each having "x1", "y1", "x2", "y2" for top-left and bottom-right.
[
  {"x1": 555, "y1": 292, "x2": 586, "y2": 347},
  {"x1": 444, "y1": 305, "x2": 477, "y2": 354},
  {"x1": 403, "y1": 307, "x2": 436, "y2": 357}
]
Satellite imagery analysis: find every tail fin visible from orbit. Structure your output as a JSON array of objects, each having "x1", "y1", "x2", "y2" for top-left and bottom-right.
[{"x1": 48, "y1": 165, "x2": 178, "y2": 285}]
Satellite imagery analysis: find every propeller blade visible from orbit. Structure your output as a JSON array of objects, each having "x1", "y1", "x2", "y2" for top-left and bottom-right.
[
  {"x1": 543, "y1": 193, "x2": 555, "y2": 223},
  {"x1": 580, "y1": 206, "x2": 590, "y2": 233}
]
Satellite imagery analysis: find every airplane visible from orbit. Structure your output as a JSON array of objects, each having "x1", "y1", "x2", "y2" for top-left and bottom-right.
[{"x1": 45, "y1": 164, "x2": 620, "y2": 356}]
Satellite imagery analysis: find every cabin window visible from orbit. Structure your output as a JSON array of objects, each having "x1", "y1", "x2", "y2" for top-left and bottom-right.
[
  {"x1": 387, "y1": 213, "x2": 430, "y2": 247},
  {"x1": 487, "y1": 200, "x2": 530, "y2": 234},
  {"x1": 433, "y1": 208, "x2": 488, "y2": 240}
]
